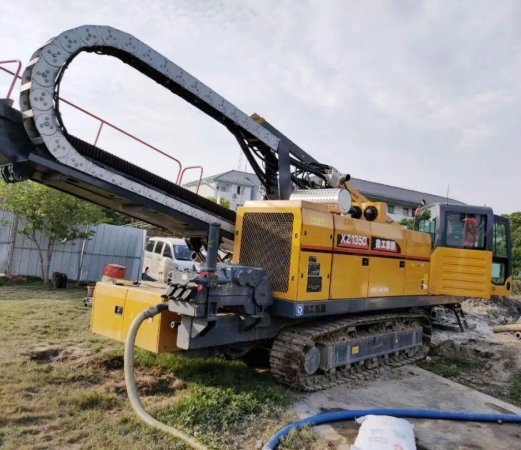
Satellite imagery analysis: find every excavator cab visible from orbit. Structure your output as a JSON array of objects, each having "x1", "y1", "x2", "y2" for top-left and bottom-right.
[{"x1": 414, "y1": 204, "x2": 513, "y2": 297}]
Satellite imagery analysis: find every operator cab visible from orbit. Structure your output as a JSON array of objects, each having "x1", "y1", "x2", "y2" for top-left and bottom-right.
[{"x1": 414, "y1": 203, "x2": 512, "y2": 295}]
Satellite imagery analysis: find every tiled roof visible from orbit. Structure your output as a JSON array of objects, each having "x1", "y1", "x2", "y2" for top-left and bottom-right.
[
  {"x1": 183, "y1": 171, "x2": 464, "y2": 206},
  {"x1": 348, "y1": 177, "x2": 464, "y2": 206}
]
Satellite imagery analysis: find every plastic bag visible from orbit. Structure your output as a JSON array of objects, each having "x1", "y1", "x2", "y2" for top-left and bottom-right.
[{"x1": 350, "y1": 415, "x2": 416, "y2": 450}]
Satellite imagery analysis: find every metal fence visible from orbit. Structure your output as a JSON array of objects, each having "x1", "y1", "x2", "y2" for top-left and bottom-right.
[{"x1": 0, "y1": 210, "x2": 146, "y2": 281}]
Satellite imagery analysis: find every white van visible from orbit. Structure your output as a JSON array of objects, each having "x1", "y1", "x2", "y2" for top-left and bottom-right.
[{"x1": 143, "y1": 237, "x2": 198, "y2": 283}]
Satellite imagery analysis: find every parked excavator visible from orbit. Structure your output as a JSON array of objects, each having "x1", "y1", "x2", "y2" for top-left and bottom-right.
[{"x1": 0, "y1": 25, "x2": 513, "y2": 395}]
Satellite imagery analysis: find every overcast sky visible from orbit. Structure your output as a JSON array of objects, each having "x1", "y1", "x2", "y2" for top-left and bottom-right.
[{"x1": 1, "y1": 1, "x2": 520, "y2": 214}]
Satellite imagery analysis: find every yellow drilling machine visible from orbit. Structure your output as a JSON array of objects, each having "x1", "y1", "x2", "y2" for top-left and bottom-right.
[{"x1": 0, "y1": 25, "x2": 513, "y2": 393}]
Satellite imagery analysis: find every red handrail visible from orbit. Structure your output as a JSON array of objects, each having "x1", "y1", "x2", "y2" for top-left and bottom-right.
[
  {"x1": 178, "y1": 165, "x2": 204, "y2": 193},
  {"x1": 93, "y1": 122, "x2": 104, "y2": 146},
  {"x1": 58, "y1": 97, "x2": 183, "y2": 181},
  {"x1": 0, "y1": 60, "x2": 22, "y2": 100},
  {"x1": 0, "y1": 60, "x2": 205, "y2": 189}
]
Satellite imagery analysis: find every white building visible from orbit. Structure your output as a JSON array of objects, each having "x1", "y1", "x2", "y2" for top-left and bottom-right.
[
  {"x1": 183, "y1": 170, "x2": 263, "y2": 211},
  {"x1": 183, "y1": 170, "x2": 464, "y2": 219}
]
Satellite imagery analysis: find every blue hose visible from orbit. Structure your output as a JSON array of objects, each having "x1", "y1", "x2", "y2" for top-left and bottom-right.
[{"x1": 262, "y1": 409, "x2": 521, "y2": 450}]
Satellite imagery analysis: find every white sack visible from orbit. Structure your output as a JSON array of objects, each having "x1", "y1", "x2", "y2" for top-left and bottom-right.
[{"x1": 351, "y1": 414, "x2": 416, "y2": 450}]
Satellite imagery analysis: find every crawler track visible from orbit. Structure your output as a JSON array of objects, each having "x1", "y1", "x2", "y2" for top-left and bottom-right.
[{"x1": 270, "y1": 311, "x2": 432, "y2": 391}]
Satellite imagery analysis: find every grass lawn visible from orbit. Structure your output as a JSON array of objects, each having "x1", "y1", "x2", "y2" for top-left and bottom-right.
[{"x1": 0, "y1": 284, "x2": 326, "y2": 450}]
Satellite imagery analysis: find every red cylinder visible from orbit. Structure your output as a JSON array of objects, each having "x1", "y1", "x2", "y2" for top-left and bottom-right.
[{"x1": 103, "y1": 264, "x2": 126, "y2": 279}]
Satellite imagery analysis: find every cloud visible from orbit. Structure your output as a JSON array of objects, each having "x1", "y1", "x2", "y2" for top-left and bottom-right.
[{"x1": 0, "y1": 0, "x2": 520, "y2": 214}]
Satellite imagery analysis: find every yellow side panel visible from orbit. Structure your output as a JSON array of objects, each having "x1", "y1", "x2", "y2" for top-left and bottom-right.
[
  {"x1": 404, "y1": 230, "x2": 431, "y2": 296},
  {"x1": 330, "y1": 254, "x2": 369, "y2": 299},
  {"x1": 294, "y1": 208, "x2": 334, "y2": 301},
  {"x1": 296, "y1": 251, "x2": 332, "y2": 301},
  {"x1": 405, "y1": 230, "x2": 432, "y2": 259},
  {"x1": 404, "y1": 260, "x2": 430, "y2": 296},
  {"x1": 301, "y1": 208, "x2": 334, "y2": 250},
  {"x1": 331, "y1": 215, "x2": 372, "y2": 299},
  {"x1": 122, "y1": 287, "x2": 181, "y2": 353},
  {"x1": 90, "y1": 282, "x2": 181, "y2": 353},
  {"x1": 429, "y1": 247, "x2": 492, "y2": 299},
  {"x1": 367, "y1": 222, "x2": 407, "y2": 297},
  {"x1": 90, "y1": 283, "x2": 128, "y2": 341},
  {"x1": 368, "y1": 258, "x2": 405, "y2": 297}
]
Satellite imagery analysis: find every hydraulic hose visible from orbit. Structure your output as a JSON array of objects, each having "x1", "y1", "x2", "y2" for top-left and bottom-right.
[
  {"x1": 262, "y1": 409, "x2": 521, "y2": 450},
  {"x1": 124, "y1": 303, "x2": 207, "y2": 450}
]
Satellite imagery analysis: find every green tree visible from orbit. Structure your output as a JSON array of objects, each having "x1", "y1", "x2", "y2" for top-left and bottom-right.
[
  {"x1": 399, "y1": 218, "x2": 414, "y2": 230},
  {"x1": 502, "y1": 212, "x2": 521, "y2": 276},
  {"x1": 0, "y1": 182, "x2": 105, "y2": 284},
  {"x1": 102, "y1": 209, "x2": 132, "y2": 226},
  {"x1": 207, "y1": 196, "x2": 231, "y2": 209}
]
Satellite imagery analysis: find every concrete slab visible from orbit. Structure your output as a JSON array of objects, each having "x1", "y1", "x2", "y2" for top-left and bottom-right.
[{"x1": 293, "y1": 366, "x2": 521, "y2": 449}]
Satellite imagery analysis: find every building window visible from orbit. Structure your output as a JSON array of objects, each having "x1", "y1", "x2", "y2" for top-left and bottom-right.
[
  {"x1": 218, "y1": 185, "x2": 227, "y2": 192},
  {"x1": 237, "y1": 186, "x2": 241, "y2": 194},
  {"x1": 388, "y1": 205, "x2": 395, "y2": 214},
  {"x1": 403, "y1": 208, "x2": 409, "y2": 217}
]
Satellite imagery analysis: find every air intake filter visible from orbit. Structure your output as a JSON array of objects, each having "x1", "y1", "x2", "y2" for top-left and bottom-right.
[{"x1": 289, "y1": 188, "x2": 352, "y2": 213}]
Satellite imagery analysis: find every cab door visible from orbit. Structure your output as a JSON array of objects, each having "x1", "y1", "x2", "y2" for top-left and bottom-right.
[
  {"x1": 160, "y1": 243, "x2": 176, "y2": 282},
  {"x1": 152, "y1": 241, "x2": 165, "y2": 280},
  {"x1": 143, "y1": 240, "x2": 157, "y2": 277},
  {"x1": 491, "y1": 216, "x2": 513, "y2": 296}
]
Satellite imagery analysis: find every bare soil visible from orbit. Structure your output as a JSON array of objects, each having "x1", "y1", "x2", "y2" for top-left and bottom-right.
[{"x1": 420, "y1": 296, "x2": 521, "y2": 407}]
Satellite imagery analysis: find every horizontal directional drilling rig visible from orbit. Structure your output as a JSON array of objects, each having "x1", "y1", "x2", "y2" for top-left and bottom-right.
[{"x1": 0, "y1": 25, "x2": 513, "y2": 392}]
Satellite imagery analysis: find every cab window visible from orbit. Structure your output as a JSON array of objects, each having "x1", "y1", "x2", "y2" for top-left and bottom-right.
[
  {"x1": 417, "y1": 218, "x2": 436, "y2": 247},
  {"x1": 445, "y1": 213, "x2": 486, "y2": 249},
  {"x1": 174, "y1": 245, "x2": 193, "y2": 261},
  {"x1": 154, "y1": 241, "x2": 164, "y2": 254},
  {"x1": 492, "y1": 222, "x2": 508, "y2": 285},
  {"x1": 163, "y1": 245, "x2": 172, "y2": 258},
  {"x1": 493, "y1": 222, "x2": 508, "y2": 258},
  {"x1": 145, "y1": 241, "x2": 155, "y2": 252},
  {"x1": 414, "y1": 208, "x2": 436, "y2": 248}
]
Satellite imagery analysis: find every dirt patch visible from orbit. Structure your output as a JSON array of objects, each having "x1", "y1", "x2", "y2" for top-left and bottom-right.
[
  {"x1": 430, "y1": 296, "x2": 521, "y2": 345},
  {"x1": 419, "y1": 295, "x2": 521, "y2": 408},
  {"x1": 99, "y1": 372, "x2": 186, "y2": 398},
  {"x1": 54, "y1": 345, "x2": 93, "y2": 365},
  {"x1": 28, "y1": 347, "x2": 62, "y2": 364},
  {"x1": 95, "y1": 353, "x2": 124, "y2": 371},
  {"x1": 463, "y1": 296, "x2": 521, "y2": 325},
  {"x1": 422, "y1": 312, "x2": 521, "y2": 406},
  {"x1": 136, "y1": 374, "x2": 186, "y2": 396},
  {"x1": 25, "y1": 344, "x2": 93, "y2": 366}
]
